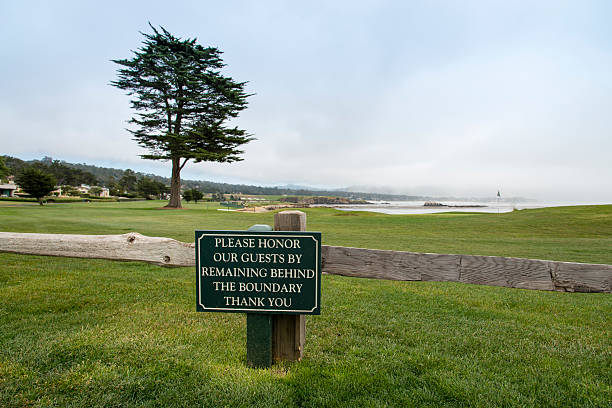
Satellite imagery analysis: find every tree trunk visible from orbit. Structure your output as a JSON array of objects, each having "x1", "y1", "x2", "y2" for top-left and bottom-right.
[
  {"x1": 166, "y1": 157, "x2": 182, "y2": 208},
  {"x1": 38, "y1": 198, "x2": 44, "y2": 206}
]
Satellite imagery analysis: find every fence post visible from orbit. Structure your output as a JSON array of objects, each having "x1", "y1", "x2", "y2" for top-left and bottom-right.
[
  {"x1": 246, "y1": 314, "x2": 273, "y2": 367},
  {"x1": 245, "y1": 224, "x2": 274, "y2": 368},
  {"x1": 272, "y1": 210, "x2": 307, "y2": 361}
]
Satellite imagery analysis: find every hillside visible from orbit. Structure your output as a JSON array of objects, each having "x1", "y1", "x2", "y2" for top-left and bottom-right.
[
  {"x1": 3, "y1": 155, "x2": 429, "y2": 200},
  {"x1": 67, "y1": 160, "x2": 430, "y2": 200},
  {"x1": 3, "y1": 156, "x2": 531, "y2": 202}
]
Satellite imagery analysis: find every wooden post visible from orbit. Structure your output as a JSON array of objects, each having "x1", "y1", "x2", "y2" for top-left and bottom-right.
[
  {"x1": 272, "y1": 210, "x2": 306, "y2": 361},
  {"x1": 246, "y1": 223, "x2": 274, "y2": 368},
  {"x1": 246, "y1": 314, "x2": 273, "y2": 368}
]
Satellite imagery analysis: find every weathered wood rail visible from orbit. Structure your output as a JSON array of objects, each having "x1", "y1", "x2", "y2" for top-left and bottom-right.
[{"x1": 0, "y1": 232, "x2": 610, "y2": 293}]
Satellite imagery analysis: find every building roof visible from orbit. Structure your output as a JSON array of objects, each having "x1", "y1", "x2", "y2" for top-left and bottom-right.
[{"x1": 0, "y1": 184, "x2": 17, "y2": 190}]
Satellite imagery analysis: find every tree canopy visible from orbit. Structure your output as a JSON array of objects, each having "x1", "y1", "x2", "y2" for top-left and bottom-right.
[
  {"x1": 43, "y1": 160, "x2": 97, "y2": 186},
  {"x1": 111, "y1": 24, "x2": 253, "y2": 208},
  {"x1": 2, "y1": 156, "x2": 96, "y2": 187},
  {"x1": 182, "y1": 189, "x2": 193, "y2": 203},
  {"x1": 137, "y1": 177, "x2": 169, "y2": 199},
  {"x1": 16, "y1": 168, "x2": 57, "y2": 205},
  {"x1": 119, "y1": 169, "x2": 138, "y2": 193},
  {"x1": 0, "y1": 157, "x2": 9, "y2": 182},
  {"x1": 191, "y1": 189, "x2": 204, "y2": 203}
]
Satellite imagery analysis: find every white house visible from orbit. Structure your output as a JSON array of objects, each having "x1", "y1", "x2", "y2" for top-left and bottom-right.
[
  {"x1": 52, "y1": 184, "x2": 110, "y2": 197},
  {"x1": 77, "y1": 184, "x2": 91, "y2": 194},
  {"x1": 0, "y1": 184, "x2": 17, "y2": 197}
]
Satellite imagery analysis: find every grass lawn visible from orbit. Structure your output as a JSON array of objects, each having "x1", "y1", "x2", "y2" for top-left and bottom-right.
[
  {"x1": 0, "y1": 201, "x2": 611, "y2": 264},
  {"x1": 1, "y1": 202, "x2": 611, "y2": 406},
  {"x1": 1, "y1": 254, "x2": 610, "y2": 407}
]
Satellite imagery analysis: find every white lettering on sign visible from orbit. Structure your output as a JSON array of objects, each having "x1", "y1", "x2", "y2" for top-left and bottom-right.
[
  {"x1": 213, "y1": 252, "x2": 237, "y2": 262},
  {"x1": 238, "y1": 282, "x2": 303, "y2": 293},
  {"x1": 214, "y1": 237, "x2": 256, "y2": 248},
  {"x1": 269, "y1": 268, "x2": 315, "y2": 279},
  {"x1": 201, "y1": 266, "x2": 268, "y2": 278},
  {"x1": 197, "y1": 231, "x2": 321, "y2": 314},
  {"x1": 240, "y1": 253, "x2": 285, "y2": 263},
  {"x1": 257, "y1": 238, "x2": 301, "y2": 249},
  {"x1": 212, "y1": 281, "x2": 236, "y2": 291},
  {"x1": 224, "y1": 296, "x2": 265, "y2": 307}
]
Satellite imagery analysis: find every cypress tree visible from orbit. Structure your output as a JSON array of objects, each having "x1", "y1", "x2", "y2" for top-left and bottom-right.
[
  {"x1": 16, "y1": 168, "x2": 57, "y2": 205},
  {"x1": 111, "y1": 24, "x2": 253, "y2": 208}
]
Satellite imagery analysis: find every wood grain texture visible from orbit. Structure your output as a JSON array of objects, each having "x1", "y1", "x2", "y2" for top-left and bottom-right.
[
  {"x1": 458, "y1": 255, "x2": 555, "y2": 291},
  {"x1": 274, "y1": 210, "x2": 306, "y2": 232},
  {"x1": 0, "y1": 231, "x2": 194, "y2": 267},
  {"x1": 321, "y1": 245, "x2": 457, "y2": 281},
  {"x1": 550, "y1": 261, "x2": 612, "y2": 293},
  {"x1": 320, "y1": 245, "x2": 611, "y2": 293},
  {"x1": 1, "y1": 232, "x2": 610, "y2": 293},
  {"x1": 272, "y1": 314, "x2": 305, "y2": 362},
  {"x1": 273, "y1": 210, "x2": 307, "y2": 362}
]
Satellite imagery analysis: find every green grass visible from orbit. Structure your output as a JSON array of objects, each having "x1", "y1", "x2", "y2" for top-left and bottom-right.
[
  {"x1": 1, "y1": 202, "x2": 611, "y2": 406},
  {"x1": 1, "y1": 254, "x2": 610, "y2": 407},
  {"x1": 1, "y1": 200, "x2": 611, "y2": 264}
]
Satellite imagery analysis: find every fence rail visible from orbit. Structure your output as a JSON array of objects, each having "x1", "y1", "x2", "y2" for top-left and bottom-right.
[{"x1": 0, "y1": 232, "x2": 610, "y2": 293}]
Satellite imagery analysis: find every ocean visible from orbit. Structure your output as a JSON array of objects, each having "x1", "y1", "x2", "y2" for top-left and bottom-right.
[{"x1": 331, "y1": 200, "x2": 610, "y2": 215}]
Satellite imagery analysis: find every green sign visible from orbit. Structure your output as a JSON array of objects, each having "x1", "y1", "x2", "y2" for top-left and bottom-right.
[{"x1": 196, "y1": 230, "x2": 322, "y2": 315}]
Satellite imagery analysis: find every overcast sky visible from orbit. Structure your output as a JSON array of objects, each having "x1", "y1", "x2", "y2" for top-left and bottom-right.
[{"x1": 1, "y1": 1, "x2": 611, "y2": 200}]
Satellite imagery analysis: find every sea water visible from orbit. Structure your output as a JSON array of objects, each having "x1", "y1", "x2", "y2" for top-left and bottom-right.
[{"x1": 332, "y1": 201, "x2": 610, "y2": 215}]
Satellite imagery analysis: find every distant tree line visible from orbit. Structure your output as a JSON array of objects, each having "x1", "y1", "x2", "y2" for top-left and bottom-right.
[
  {"x1": 0, "y1": 157, "x2": 9, "y2": 183},
  {"x1": 5, "y1": 155, "x2": 471, "y2": 201},
  {"x1": 100, "y1": 169, "x2": 170, "y2": 199},
  {"x1": 2, "y1": 156, "x2": 171, "y2": 200},
  {"x1": 280, "y1": 196, "x2": 370, "y2": 205},
  {"x1": 182, "y1": 189, "x2": 204, "y2": 203},
  {"x1": 3, "y1": 156, "x2": 97, "y2": 186}
]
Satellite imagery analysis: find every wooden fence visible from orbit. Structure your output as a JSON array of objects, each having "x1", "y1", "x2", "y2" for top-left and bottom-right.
[{"x1": 0, "y1": 231, "x2": 610, "y2": 293}]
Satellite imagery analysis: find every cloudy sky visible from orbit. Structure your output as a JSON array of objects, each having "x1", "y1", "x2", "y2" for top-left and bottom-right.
[{"x1": 1, "y1": 1, "x2": 611, "y2": 200}]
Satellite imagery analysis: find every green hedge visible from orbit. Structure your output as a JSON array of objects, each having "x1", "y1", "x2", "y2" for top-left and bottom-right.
[
  {"x1": 117, "y1": 197, "x2": 147, "y2": 202},
  {"x1": 0, "y1": 196, "x2": 37, "y2": 202},
  {"x1": 0, "y1": 196, "x2": 119, "y2": 203}
]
